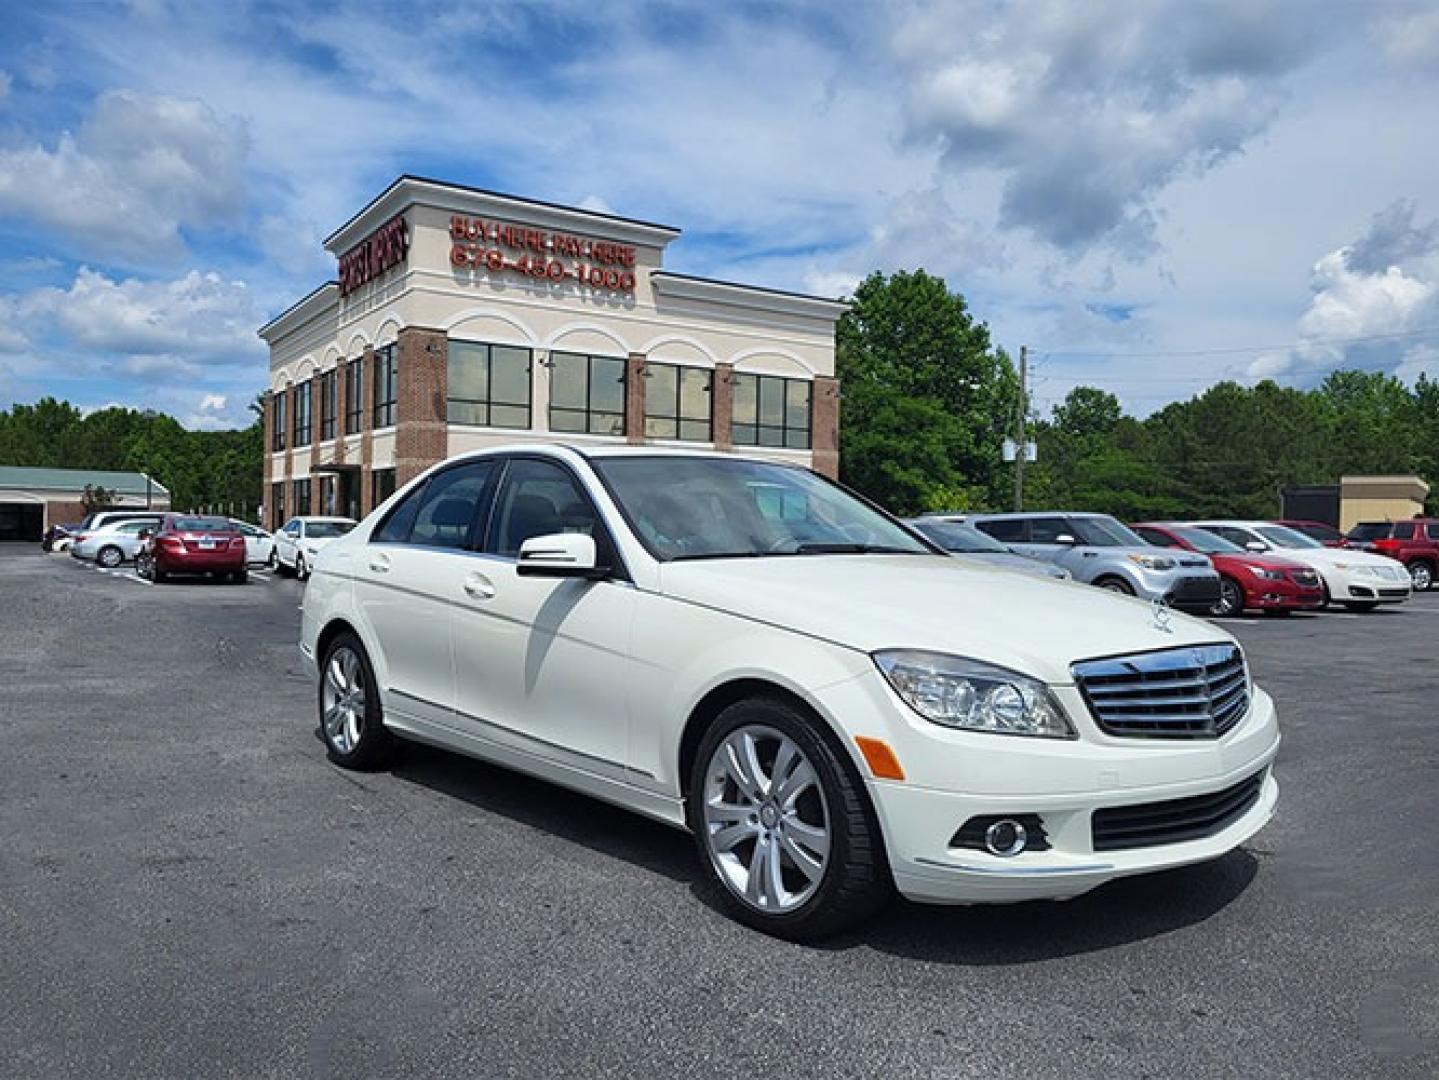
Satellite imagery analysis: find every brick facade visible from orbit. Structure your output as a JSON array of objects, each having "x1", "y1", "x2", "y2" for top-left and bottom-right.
[
  {"x1": 333, "y1": 360, "x2": 348, "y2": 466},
  {"x1": 359, "y1": 346, "x2": 376, "y2": 516},
  {"x1": 625, "y1": 353, "x2": 646, "y2": 444},
  {"x1": 712, "y1": 363, "x2": 734, "y2": 451},
  {"x1": 811, "y1": 375, "x2": 840, "y2": 479},
  {"x1": 395, "y1": 326, "x2": 449, "y2": 486}
]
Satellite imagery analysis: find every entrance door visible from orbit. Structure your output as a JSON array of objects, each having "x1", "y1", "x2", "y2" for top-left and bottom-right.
[{"x1": 0, "y1": 503, "x2": 43, "y2": 542}]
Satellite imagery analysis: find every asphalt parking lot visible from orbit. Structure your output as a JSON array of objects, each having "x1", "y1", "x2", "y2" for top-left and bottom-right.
[{"x1": 2, "y1": 545, "x2": 1436, "y2": 1079}]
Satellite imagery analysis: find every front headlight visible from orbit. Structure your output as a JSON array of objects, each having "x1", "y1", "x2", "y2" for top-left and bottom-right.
[
  {"x1": 873, "y1": 650, "x2": 1077, "y2": 739},
  {"x1": 1128, "y1": 553, "x2": 1175, "y2": 570},
  {"x1": 1249, "y1": 566, "x2": 1285, "y2": 581}
]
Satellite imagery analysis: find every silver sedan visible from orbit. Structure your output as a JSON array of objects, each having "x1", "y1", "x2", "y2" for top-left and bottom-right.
[{"x1": 72, "y1": 519, "x2": 161, "y2": 568}]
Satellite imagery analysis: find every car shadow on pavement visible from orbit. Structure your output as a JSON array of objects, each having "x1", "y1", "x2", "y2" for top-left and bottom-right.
[
  {"x1": 380, "y1": 737, "x2": 1261, "y2": 961},
  {"x1": 833, "y1": 848, "x2": 1260, "y2": 964},
  {"x1": 387, "y1": 741, "x2": 697, "y2": 886}
]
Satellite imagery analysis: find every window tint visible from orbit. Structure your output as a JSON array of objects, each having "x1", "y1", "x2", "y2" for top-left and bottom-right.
[
  {"x1": 1133, "y1": 526, "x2": 1179, "y2": 548},
  {"x1": 489, "y1": 459, "x2": 603, "y2": 558},
  {"x1": 1028, "y1": 517, "x2": 1071, "y2": 543},
  {"x1": 550, "y1": 352, "x2": 626, "y2": 436},
  {"x1": 1427, "y1": 523, "x2": 1439, "y2": 541},
  {"x1": 732, "y1": 374, "x2": 811, "y2": 449},
  {"x1": 374, "y1": 485, "x2": 425, "y2": 544},
  {"x1": 405, "y1": 463, "x2": 496, "y2": 549},
  {"x1": 448, "y1": 341, "x2": 532, "y2": 428},
  {"x1": 1347, "y1": 522, "x2": 1390, "y2": 541},
  {"x1": 1392, "y1": 521, "x2": 1415, "y2": 540},
  {"x1": 976, "y1": 518, "x2": 1026, "y2": 543},
  {"x1": 644, "y1": 363, "x2": 713, "y2": 441},
  {"x1": 1206, "y1": 526, "x2": 1255, "y2": 548}
]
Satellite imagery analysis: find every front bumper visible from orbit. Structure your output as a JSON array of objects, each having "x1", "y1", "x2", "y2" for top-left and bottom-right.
[{"x1": 810, "y1": 671, "x2": 1281, "y2": 905}]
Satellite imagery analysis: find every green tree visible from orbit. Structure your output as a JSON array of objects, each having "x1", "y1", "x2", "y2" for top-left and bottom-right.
[{"x1": 836, "y1": 269, "x2": 1016, "y2": 514}]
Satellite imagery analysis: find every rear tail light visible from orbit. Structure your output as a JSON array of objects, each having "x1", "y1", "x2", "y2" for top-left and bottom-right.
[
  {"x1": 160, "y1": 535, "x2": 186, "y2": 550},
  {"x1": 229, "y1": 537, "x2": 245, "y2": 549}
]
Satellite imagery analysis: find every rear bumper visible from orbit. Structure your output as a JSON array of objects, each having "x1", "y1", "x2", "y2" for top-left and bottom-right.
[{"x1": 156, "y1": 549, "x2": 246, "y2": 573}]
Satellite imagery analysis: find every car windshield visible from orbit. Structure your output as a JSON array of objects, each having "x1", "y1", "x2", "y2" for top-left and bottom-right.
[
  {"x1": 1347, "y1": 522, "x2": 1391, "y2": 541},
  {"x1": 306, "y1": 521, "x2": 356, "y2": 539},
  {"x1": 1257, "y1": 524, "x2": 1322, "y2": 549},
  {"x1": 1169, "y1": 526, "x2": 1243, "y2": 554},
  {"x1": 593, "y1": 457, "x2": 932, "y2": 561},
  {"x1": 910, "y1": 520, "x2": 1007, "y2": 553},
  {"x1": 172, "y1": 516, "x2": 234, "y2": 532},
  {"x1": 1070, "y1": 516, "x2": 1148, "y2": 547}
]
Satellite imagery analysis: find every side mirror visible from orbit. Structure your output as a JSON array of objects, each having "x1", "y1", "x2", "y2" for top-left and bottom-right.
[
  {"x1": 1245, "y1": 540, "x2": 1268, "y2": 553},
  {"x1": 1055, "y1": 534, "x2": 1078, "y2": 545},
  {"x1": 517, "y1": 533, "x2": 606, "y2": 579}
]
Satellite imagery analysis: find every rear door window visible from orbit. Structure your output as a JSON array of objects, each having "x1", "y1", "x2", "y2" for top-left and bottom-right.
[
  {"x1": 1028, "y1": 517, "x2": 1071, "y2": 543},
  {"x1": 976, "y1": 518, "x2": 1027, "y2": 543},
  {"x1": 406, "y1": 463, "x2": 497, "y2": 550},
  {"x1": 1392, "y1": 522, "x2": 1415, "y2": 540}
]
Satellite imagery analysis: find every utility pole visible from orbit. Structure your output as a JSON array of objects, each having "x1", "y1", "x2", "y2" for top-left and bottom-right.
[{"x1": 1013, "y1": 345, "x2": 1027, "y2": 511}]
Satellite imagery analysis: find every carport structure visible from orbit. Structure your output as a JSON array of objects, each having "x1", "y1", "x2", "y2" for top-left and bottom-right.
[{"x1": 0, "y1": 466, "x2": 170, "y2": 542}]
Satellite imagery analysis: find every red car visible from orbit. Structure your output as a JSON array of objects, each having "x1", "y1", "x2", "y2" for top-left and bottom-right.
[
  {"x1": 1346, "y1": 518, "x2": 1439, "y2": 591},
  {"x1": 1133, "y1": 522, "x2": 1325, "y2": 617},
  {"x1": 1276, "y1": 519, "x2": 1348, "y2": 548},
  {"x1": 137, "y1": 514, "x2": 248, "y2": 584}
]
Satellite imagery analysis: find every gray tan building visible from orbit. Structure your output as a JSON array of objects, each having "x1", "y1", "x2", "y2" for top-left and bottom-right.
[{"x1": 257, "y1": 176, "x2": 846, "y2": 530}]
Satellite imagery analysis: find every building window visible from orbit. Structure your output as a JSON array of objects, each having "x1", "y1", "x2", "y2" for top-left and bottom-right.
[
  {"x1": 373, "y1": 345, "x2": 397, "y2": 428},
  {"x1": 447, "y1": 341, "x2": 532, "y2": 428},
  {"x1": 318, "y1": 475, "x2": 335, "y2": 515},
  {"x1": 319, "y1": 370, "x2": 337, "y2": 441},
  {"x1": 293, "y1": 380, "x2": 313, "y2": 448},
  {"x1": 293, "y1": 478, "x2": 311, "y2": 517},
  {"x1": 372, "y1": 468, "x2": 396, "y2": 507},
  {"x1": 272, "y1": 392, "x2": 287, "y2": 451},
  {"x1": 270, "y1": 481, "x2": 285, "y2": 529},
  {"x1": 550, "y1": 352, "x2": 626, "y2": 436},
  {"x1": 733, "y1": 374, "x2": 811, "y2": 449},
  {"x1": 644, "y1": 363, "x2": 712, "y2": 441},
  {"x1": 345, "y1": 358, "x2": 364, "y2": 434}
]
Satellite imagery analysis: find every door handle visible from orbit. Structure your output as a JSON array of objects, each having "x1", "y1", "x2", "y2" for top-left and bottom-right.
[
  {"x1": 369, "y1": 552, "x2": 391, "y2": 573},
  {"x1": 463, "y1": 572, "x2": 496, "y2": 601}
]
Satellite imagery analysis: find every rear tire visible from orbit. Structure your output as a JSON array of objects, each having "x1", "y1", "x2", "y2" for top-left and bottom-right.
[
  {"x1": 689, "y1": 696, "x2": 892, "y2": 941},
  {"x1": 1409, "y1": 561, "x2": 1434, "y2": 591},
  {"x1": 97, "y1": 546, "x2": 123, "y2": 569},
  {"x1": 297, "y1": 555, "x2": 309, "y2": 581},
  {"x1": 153, "y1": 560, "x2": 168, "y2": 583},
  {"x1": 319, "y1": 632, "x2": 395, "y2": 770},
  {"x1": 233, "y1": 569, "x2": 249, "y2": 585}
]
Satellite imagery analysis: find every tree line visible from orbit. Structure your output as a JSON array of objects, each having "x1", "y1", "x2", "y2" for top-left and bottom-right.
[
  {"x1": 4, "y1": 269, "x2": 1436, "y2": 524},
  {"x1": 838, "y1": 269, "x2": 1439, "y2": 519},
  {"x1": 0, "y1": 398, "x2": 263, "y2": 517}
]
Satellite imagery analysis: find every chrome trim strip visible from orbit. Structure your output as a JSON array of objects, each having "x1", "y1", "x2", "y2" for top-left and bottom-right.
[{"x1": 912, "y1": 856, "x2": 1114, "y2": 876}]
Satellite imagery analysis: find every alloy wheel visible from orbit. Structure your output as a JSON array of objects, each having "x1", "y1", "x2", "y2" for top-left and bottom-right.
[
  {"x1": 700, "y1": 724, "x2": 830, "y2": 914},
  {"x1": 322, "y1": 646, "x2": 366, "y2": 754},
  {"x1": 1410, "y1": 563, "x2": 1433, "y2": 591},
  {"x1": 1214, "y1": 578, "x2": 1243, "y2": 617}
]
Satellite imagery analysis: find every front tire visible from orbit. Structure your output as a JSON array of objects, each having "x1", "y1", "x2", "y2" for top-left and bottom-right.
[
  {"x1": 297, "y1": 555, "x2": 309, "y2": 581},
  {"x1": 689, "y1": 697, "x2": 891, "y2": 941},
  {"x1": 319, "y1": 633, "x2": 395, "y2": 770},
  {"x1": 1211, "y1": 575, "x2": 1244, "y2": 617},
  {"x1": 1095, "y1": 576, "x2": 1135, "y2": 596}
]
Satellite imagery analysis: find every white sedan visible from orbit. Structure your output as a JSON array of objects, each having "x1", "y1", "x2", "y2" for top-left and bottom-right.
[
  {"x1": 274, "y1": 516, "x2": 357, "y2": 579},
  {"x1": 300, "y1": 446, "x2": 1279, "y2": 940},
  {"x1": 1189, "y1": 520, "x2": 1411, "y2": 611},
  {"x1": 229, "y1": 520, "x2": 277, "y2": 567}
]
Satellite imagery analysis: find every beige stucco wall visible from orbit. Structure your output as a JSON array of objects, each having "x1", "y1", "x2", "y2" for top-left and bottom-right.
[{"x1": 1338, "y1": 475, "x2": 1430, "y2": 531}]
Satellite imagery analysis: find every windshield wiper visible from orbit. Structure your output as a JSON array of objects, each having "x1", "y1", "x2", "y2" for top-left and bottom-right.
[{"x1": 793, "y1": 543, "x2": 920, "y2": 555}]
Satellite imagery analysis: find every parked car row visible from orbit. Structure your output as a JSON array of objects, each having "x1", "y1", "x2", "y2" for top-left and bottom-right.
[{"x1": 50, "y1": 510, "x2": 357, "y2": 585}]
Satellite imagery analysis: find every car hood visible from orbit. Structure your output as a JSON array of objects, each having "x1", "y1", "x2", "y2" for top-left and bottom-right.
[
  {"x1": 955, "y1": 551, "x2": 1066, "y2": 579},
  {"x1": 1272, "y1": 546, "x2": 1400, "y2": 568},
  {"x1": 657, "y1": 554, "x2": 1230, "y2": 685}
]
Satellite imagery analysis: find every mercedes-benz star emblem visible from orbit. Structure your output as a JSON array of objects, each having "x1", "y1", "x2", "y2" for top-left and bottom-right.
[{"x1": 1151, "y1": 597, "x2": 1173, "y2": 633}]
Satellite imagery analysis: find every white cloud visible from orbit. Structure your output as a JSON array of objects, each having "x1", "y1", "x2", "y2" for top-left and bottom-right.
[
  {"x1": 198, "y1": 392, "x2": 226, "y2": 411},
  {"x1": 893, "y1": 1, "x2": 1323, "y2": 255},
  {"x1": 1374, "y1": 10, "x2": 1439, "y2": 70},
  {"x1": 17, "y1": 267, "x2": 261, "y2": 358},
  {"x1": 0, "y1": 89, "x2": 248, "y2": 261}
]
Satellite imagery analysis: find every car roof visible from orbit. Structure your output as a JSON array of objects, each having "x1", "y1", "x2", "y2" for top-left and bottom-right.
[
  {"x1": 294, "y1": 515, "x2": 357, "y2": 523},
  {"x1": 967, "y1": 510, "x2": 1111, "y2": 520}
]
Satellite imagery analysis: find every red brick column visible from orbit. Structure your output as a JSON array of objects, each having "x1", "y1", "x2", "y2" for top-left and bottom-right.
[
  {"x1": 712, "y1": 363, "x2": 734, "y2": 451},
  {"x1": 261, "y1": 390, "x2": 275, "y2": 526},
  {"x1": 333, "y1": 362, "x2": 348, "y2": 465},
  {"x1": 396, "y1": 326, "x2": 449, "y2": 485},
  {"x1": 360, "y1": 346, "x2": 376, "y2": 516},
  {"x1": 811, "y1": 375, "x2": 840, "y2": 479},
  {"x1": 281, "y1": 384, "x2": 294, "y2": 526},
  {"x1": 626, "y1": 353, "x2": 646, "y2": 444}
]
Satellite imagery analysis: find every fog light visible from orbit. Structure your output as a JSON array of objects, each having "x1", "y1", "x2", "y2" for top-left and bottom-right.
[{"x1": 983, "y1": 819, "x2": 1028, "y2": 857}]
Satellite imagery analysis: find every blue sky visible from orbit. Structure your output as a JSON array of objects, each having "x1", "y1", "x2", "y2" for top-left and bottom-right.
[{"x1": 1, "y1": 0, "x2": 1438, "y2": 429}]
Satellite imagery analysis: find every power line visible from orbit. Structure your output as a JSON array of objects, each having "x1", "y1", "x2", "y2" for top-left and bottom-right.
[{"x1": 1034, "y1": 324, "x2": 1439, "y2": 361}]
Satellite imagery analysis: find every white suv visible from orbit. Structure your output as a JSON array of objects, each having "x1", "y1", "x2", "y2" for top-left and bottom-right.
[{"x1": 301, "y1": 446, "x2": 1280, "y2": 939}]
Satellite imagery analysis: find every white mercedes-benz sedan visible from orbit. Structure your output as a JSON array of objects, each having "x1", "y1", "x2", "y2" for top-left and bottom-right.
[{"x1": 300, "y1": 445, "x2": 1279, "y2": 939}]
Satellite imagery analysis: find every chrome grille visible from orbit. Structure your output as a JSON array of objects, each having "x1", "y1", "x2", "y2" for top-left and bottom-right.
[{"x1": 1071, "y1": 644, "x2": 1249, "y2": 739}]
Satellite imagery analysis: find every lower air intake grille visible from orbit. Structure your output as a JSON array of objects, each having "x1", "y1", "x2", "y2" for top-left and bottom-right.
[{"x1": 1091, "y1": 770, "x2": 1266, "y2": 851}]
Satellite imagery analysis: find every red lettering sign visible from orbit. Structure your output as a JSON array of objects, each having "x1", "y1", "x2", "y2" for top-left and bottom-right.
[
  {"x1": 447, "y1": 214, "x2": 637, "y2": 293},
  {"x1": 338, "y1": 214, "x2": 409, "y2": 296}
]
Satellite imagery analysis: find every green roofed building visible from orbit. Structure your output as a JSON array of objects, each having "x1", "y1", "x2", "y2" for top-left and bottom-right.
[{"x1": 0, "y1": 466, "x2": 171, "y2": 542}]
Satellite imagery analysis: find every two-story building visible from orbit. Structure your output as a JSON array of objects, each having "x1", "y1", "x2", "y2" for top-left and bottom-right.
[{"x1": 257, "y1": 176, "x2": 846, "y2": 529}]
